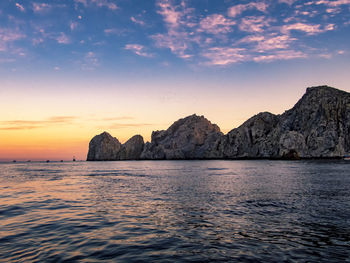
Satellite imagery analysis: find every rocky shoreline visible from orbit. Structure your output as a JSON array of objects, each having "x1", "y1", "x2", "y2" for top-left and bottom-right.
[{"x1": 87, "y1": 86, "x2": 350, "y2": 161}]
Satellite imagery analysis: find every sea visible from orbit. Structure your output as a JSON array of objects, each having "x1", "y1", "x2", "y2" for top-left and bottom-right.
[{"x1": 0, "y1": 160, "x2": 349, "y2": 262}]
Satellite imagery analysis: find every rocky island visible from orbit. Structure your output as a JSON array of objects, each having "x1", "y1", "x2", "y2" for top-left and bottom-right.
[{"x1": 87, "y1": 86, "x2": 350, "y2": 160}]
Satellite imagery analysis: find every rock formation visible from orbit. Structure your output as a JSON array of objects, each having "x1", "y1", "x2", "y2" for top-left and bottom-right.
[
  {"x1": 218, "y1": 86, "x2": 350, "y2": 159},
  {"x1": 119, "y1": 135, "x2": 144, "y2": 160},
  {"x1": 140, "y1": 114, "x2": 223, "y2": 159},
  {"x1": 87, "y1": 132, "x2": 122, "y2": 161},
  {"x1": 87, "y1": 133, "x2": 144, "y2": 161},
  {"x1": 87, "y1": 86, "x2": 350, "y2": 160}
]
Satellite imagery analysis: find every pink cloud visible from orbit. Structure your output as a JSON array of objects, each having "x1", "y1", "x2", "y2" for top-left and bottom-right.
[
  {"x1": 91, "y1": 0, "x2": 118, "y2": 10},
  {"x1": 152, "y1": 31, "x2": 193, "y2": 59},
  {"x1": 239, "y1": 16, "x2": 271, "y2": 32},
  {"x1": 15, "y1": 3, "x2": 25, "y2": 12},
  {"x1": 131, "y1": 16, "x2": 145, "y2": 26},
  {"x1": 125, "y1": 44, "x2": 153, "y2": 57},
  {"x1": 0, "y1": 28, "x2": 25, "y2": 51},
  {"x1": 228, "y1": 2, "x2": 268, "y2": 17},
  {"x1": 281, "y1": 22, "x2": 335, "y2": 35},
  {"x1": 201, "y1": 47, "x2": 246, "y2": 65},
  {"x1": 253, "y1": 50, "x2": 307, "y2": 62},
  {"x1": 240, "y1": 34, "x2": 295, "y2": 51},
  {"x1": 153, "y1": 0, "x2": 196, "y2": 59},
  {"x1": 316, "y1": 0, "x2": 350, "y2": 6},
  {"x1": 32, "y1": 3, "x2": 51, "y2": 13},
  {"x1": 199, "y1": 14, "x2": 235, "y2": 34},
  {"x1": 56, "y1": 32, "x2": 70, "y2": 44},
  {"x1": 281, "y1": 22, "x2": 323, "y2": 34},
  {"x1": 278, "y1": 0, "x2": 297, "y2": 5}
]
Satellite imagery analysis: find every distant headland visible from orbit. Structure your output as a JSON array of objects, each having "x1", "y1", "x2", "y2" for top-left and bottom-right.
[{"x1": 87, "y1": 86, "x2": 350, "y2": 160}]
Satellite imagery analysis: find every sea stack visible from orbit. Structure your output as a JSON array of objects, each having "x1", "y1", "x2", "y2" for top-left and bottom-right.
[
  {"x1": 140, "y1": 114, "x2": 223, "y2": 159},
  {"x1": 87, "y1": 86, "x2": 350, "y2": 160}
]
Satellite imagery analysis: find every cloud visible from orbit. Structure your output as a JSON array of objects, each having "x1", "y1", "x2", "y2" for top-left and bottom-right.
[
  {"x1": 131, "y1": 16, "x2": 145, "y2": 26},
  {"x1": 152, "y1": 0, "x2": 197, "y2": 58},
  {"x1": 0, "y1": 28, "x2": 25, "y2": 52},
  {"x1": 81, "y1": 51, "x2": 99, "y2": 70},
  {"x1": 253, "y1": 50, "x2": 307, "y2": 62},
  {"x1": 199, "y1": 14, "x2": 235, "y2": 34},
  {"x1": 56, "y1": 32, "x2": 70, "y2": 44},
  {"x1": 106, "y1": 123, "x2": 154, "y2": 129},
  {"x1": 0, "y1": 116, "x2": 77, "y2": 130},
  {"x1": 125, "y1": 44, "x2": 153, "y2": 57},
  {"x1": 278, "y1": 0, "x2": 297, "y2": 5},
  {"x1": 316, "y1": 0, "x2": 350, "y2": 6},
  {"x1": 239, "y1": 16, "x2": 272, "y2": 32},
  {"x1": 201, "y1": 47, "x2": 247, "y2": 65},
  {"x1": 70, "y1": 22, "x2": 79, "y2": 31},
  {"x1": 15, "y1": 3, "x2": 25, "y2": 12},
  {"x1": 32, "y1": 3, "x2": 51, "y2": 13},
  {"x1": 91, "y1": 0, "x2": 118, "y2": 10},
  {"x1": 228, "y1": 2, "x2": 268, "y2": 17},
  {"x1": 240, "y1": 34, "x2": 295, "y2": 51},
  {"x1": 75, "y1": 0, "x2": 118, "y2": 10},
  {"x1": 280, "y1": 22, "x2": 336, "y2": 35}
]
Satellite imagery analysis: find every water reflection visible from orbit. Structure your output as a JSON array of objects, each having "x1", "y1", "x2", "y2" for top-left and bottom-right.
[{"x1": 0, "y1": 160, "x2": 349, "y2": 262}]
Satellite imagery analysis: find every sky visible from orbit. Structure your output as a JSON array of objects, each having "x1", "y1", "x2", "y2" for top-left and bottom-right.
[{"x1": 0, "y1": 0, "x2": 350, "y2": 161}]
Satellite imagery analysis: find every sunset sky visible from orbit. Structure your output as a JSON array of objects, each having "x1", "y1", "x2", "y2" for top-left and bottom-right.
[{"x1": 0, "y1": 0, "x2": 350, "y2": 161}]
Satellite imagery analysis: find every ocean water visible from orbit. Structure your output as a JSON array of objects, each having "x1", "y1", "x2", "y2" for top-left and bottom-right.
[{"x1": 0, "y1": 160, "x2": 349, "y2": 262}]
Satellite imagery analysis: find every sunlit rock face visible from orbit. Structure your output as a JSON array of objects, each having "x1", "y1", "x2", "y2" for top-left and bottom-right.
[
  {"x1": 220, "y1": 86, "x2": 350, "y2": 159},
  {"x1": 140, "y1": 114, "x2": 223, "y2": 159},
  {"x1": 87, "y1": 132, "x2": 122, "y2": 161},
  {"x1": 277, "y1": 86, "x2": 350, "y2": 158},
  {"x1": 87, "y1": 86, "x2": 350, "y2": 160}
]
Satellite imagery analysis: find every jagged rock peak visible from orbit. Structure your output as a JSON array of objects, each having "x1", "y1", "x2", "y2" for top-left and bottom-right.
[{"x1": 141, "y1": 114, "x2": 223, "y2": 159}]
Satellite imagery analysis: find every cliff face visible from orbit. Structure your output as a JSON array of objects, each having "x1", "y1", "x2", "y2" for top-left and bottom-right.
[
  {"x1": 140, "y1": 114, "x2": 223, "y2": 159},
  {"x1": 220, "y1": 86, "x2": 350, "y2": 159},
  {"x1": 87, "y1": 86, "x2": 350, "y2": 160}
]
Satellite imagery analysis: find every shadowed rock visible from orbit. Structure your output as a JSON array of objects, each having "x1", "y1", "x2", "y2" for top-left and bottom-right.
[
  {"x1": 87, "y1": 86, "x2": 350, "y2": 160},
  {"x1": 87, "y1": 132, "x2": 122, "y2": 161},
  {"x1": 120, "y1": 135, "x2": 144, "y2": 160},
  {"x1": 140, "y1": 114, "x2": 223, "y2": 159}
]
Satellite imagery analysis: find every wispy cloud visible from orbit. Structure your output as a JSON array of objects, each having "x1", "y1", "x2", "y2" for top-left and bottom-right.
[
  {"x1": 75, "y1": 0, "x2": 118, "y2": 10},
  {"x1": 239, "y1": 16, "x2": 272, "y2": 33},
  {"x1": 0, "y1": 28, "x2": 25, "y2": 52},
  {"x1": 316, "y1": 0, "x2": 350, "y2": 7},
  {"x1": 228, "y1": 2, "x2": 268, "y2": 17},
  {"x1": 91, "y1": 0, "x2": 118, "y2": 10},
  {"x1": 0, "y1": 116, "x2": 77, "y2": 130},
  {"x1": 152, "y1": 0, "x2": 197, "y2": 59},
  {"x1": 15, "y1": 3, "x2": 25, "y2": 12},
  {"x1": 32, "y1": 3, "x2": 52, "y2": 13},
  {"x1": 131, "y1": 16, "x2": 145, "y2": 26},
  {"x1": 281, "y1": 22, "x2": 334, "y2": 35},
  {"x1": 106, "y1": 123, "x2": 154, "y2": 129},
  {"x1": 201, "y1": 47, "x2": 246, "y2": 65},
  {"x1": 125, "y1": 44, "x2": 153, "y2": 57},
  {"x1": 56, "y1": 32, "x2": 70, "y2": 44},
  {"x1": 81, "y1": 51, "x2": 99, "y2": 70},
  {"x1": 253, "y1": 50, "x2": 307, "y2": 62},
  {"x1": 199, "y1": 14, "x2": 235, "y2": 34}
]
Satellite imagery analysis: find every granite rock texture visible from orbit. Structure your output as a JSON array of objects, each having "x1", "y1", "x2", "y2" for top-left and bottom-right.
[
  {"x1": 87, "y1": 86, "x2": 350, "y2": 160},
  {"x1": 140, "y1": 114, "x2": 223, "y2": 159}
]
